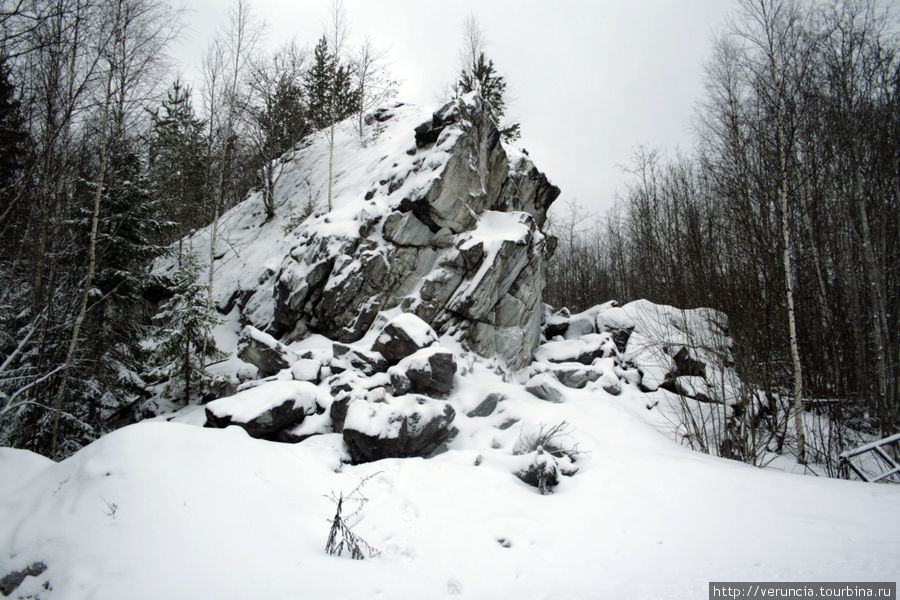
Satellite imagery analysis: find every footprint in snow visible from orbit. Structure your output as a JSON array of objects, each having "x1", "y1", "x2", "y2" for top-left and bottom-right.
[
  {"x1": 446, "y1": 578, "x2": 463, "y2": 595},
  {"x1": 400, "y1": 499, "x2": 420, "y2": 521}
]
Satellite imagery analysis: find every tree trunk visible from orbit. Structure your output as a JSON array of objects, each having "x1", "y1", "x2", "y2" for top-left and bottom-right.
[
  {"x1": 779, "y1": 124, "x2": 805, "y2": 464},
  {"x1": 855, "y1": 168, "x2": 892, "y2": 434},
  {"x1": 50, "y1": 1, "x2": 121, "y2": 456},
  {"x1": 327, "y1": 122, "x2": 335, "y2": 211}
]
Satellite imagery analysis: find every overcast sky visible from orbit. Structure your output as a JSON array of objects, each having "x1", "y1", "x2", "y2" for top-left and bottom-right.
[{"x1": 172, "y1": 0, "x2": 738, "y2": 217}]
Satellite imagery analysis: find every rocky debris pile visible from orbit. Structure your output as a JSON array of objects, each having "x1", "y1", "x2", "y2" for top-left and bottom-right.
[
  {"x1": 203, "y1": 297, "x2": 741, "y2": 473},
  {"x1": 530, "y1": 300, "x2": 738, "y2": 405},
  {"x1": 205, "y1": 313, "x2": 459, "y2": 463}
]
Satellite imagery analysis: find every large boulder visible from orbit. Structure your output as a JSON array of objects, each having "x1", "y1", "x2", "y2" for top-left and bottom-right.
[
  {"x1": 372, "y1": 313, "x2": 438, "y2": 364},
  {"x1": 466, "y1": 392, "x2": 504, "y2": 418},
  {"x1": 331, "y1": 343, "x2": 388, "y2": 376},
  {"x1": 388, "y1": 346, "x2": 457, "y2": 397},
  {"x1": 550, "y1": 363, "x2": 602, "y2": 389},
  {"x1": 236, "y1": 325, "x2": 298, "y2": 377},
  {"x1": 534, "y1": 332, "x2": 617, "y2": 365},
  {"x1": 342, "y1": 396, "x2": 456, "y2": 463},
  {"x1": 204, "y1": 381, "x2": 324, "y2": 438}
]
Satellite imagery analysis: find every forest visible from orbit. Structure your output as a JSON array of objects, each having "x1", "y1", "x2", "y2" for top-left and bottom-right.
[
  {"x1": 0, "y1": 0, "x2": 897, "y2": 465},
  {"x1": 545, "y1": 0, "x2": 898, "y2": 460}
]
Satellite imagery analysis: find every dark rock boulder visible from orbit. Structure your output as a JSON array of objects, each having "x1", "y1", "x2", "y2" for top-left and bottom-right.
[
  {"x1": 673, "y1": 346, "x2": 707, "y2": 378},
  {"x1": 331, "y1": 343, "x2": 388, "y2": 376},
  {"x1": 514, "y1": 447, "x2": 578, "y2": 495},
  {"x1": 372, "y1": 313, "x2": 438, "y2": 364},
  {"x1": 525, "y1": 373, "x2": 565, "y2": 403},
  {"x1": 544, "y1": 308, "x2": 570, "y2": 339},
  {"x1": 0, "y1": 562, "x2": 47, "y2": 597},
  {"x1": 467, "y1": 392, "x2": 504, "y2": 417},
  {"x1": 236, "y1": 325, "x2": 297, "y2": 377},
  {"x1": 204, "y1": 381, "x2": 323, "y2": 439},
  {"x1": 533, "y1": 332, "x2": 616, "y2": 365},
  {"x1": 550, "y1": 364, "x2": 602, "y2": 389},
  {"x1": 414, "y1": 100, "x2": 461, "y2": 147},
  {"x1": 388, "y1": 347, "x2": 456, "y2": 397},
  {"x1": 290, "y1": 358, "x2": 322, "y2": 383},
  {"x1": 342, "y1": 396, "x2": 456, "y2": 463}
]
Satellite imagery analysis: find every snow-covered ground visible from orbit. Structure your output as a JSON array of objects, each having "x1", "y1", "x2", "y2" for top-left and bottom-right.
[{"x1": 2, "y1": 344, "x2": 897, "y2": 599}]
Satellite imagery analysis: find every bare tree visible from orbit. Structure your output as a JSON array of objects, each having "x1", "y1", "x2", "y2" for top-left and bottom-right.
[
  {"x1": 325, "y1": 0, "x2": 349, "y2": 211},
  {"x1": 246, "y1": 41, "x2": 308, "y2": 218},
  {"x1": 199, "y1": 0, "x2": 261, "y2": 377},
  {"x1": 353, "y1": 35, "x2": 396, "y2": 143},
  {"x1": 50, "y1": 0, "x2": 123, "y2": 455}
]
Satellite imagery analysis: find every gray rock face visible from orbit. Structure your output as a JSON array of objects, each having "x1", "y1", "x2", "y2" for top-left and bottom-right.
[
  {"x1": 233, "y1": 96, "x2": 557, "y2": 370},
  {"x1": 383, "y1": 212, "x2": 433, "y2": 246}
]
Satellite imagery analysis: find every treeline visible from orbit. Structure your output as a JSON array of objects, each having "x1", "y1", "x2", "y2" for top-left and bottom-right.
[
  {"x1": 0, "y1": 0, "x2": 389, "y2": 458},
  {"x1": 546, "y1": 0, "x2": 898, "y2": 439}
]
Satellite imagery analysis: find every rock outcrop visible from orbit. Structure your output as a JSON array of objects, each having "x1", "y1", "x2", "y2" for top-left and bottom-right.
[{"x1": 185, "y1": 95, "x2": 558, "y2": 371}]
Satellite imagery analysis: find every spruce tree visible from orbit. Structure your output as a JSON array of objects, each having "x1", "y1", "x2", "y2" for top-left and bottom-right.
[
  {"x1": 248, "y1": 59, "x2": 309, "y2": 219},
  {"x1": 457, "y1": 51, "x2": 520, "y2": 141},
  {"x1": 148, "y1": 253, "x2": 225, "y2": 406},
  {"x1": 0, "y1": 55, "x2": 29, "y2": 225},
  {"x1": 147, "y1": 80, "x2": 209, "y2": 238},
  {"x1": 304, "y1": 36, "x2": 360, "y2": 131}
]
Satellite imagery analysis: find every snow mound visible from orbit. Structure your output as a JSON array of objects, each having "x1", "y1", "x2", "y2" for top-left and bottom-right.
[{"x1": 2, "y1": 377, "x2": 898, "y2": 599}]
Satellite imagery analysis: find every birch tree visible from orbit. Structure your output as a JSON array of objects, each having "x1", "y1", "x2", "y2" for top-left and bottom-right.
[{"x1": 199, "y1": 0, "x2": 261, "y2": 377}]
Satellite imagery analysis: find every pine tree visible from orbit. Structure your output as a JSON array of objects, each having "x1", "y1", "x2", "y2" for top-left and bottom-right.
[
  {"x1": 147, "y1": 80, "x2": 209, "y2": 237},
  {"x1": 457, "y1": 51, "x2": 520, "y2": 141},
  {"x1": 148, "y1": 254, "x2": 225, "y2": 406},
  {"x1": 257, "y1": 76, "x2": 308, "y2": 156},
  {"x1": 304, "y1": 35, "x2": 360, "y2": 211},
  {"x1": 0, "y1": 54, "x2": 29, "y2": 227},
  {"x1": 304, "y1": 36, "x2": 359, "y2": 131},
  {"x1": 247, "y1": 51, "x2": 309, "y2": 219}
]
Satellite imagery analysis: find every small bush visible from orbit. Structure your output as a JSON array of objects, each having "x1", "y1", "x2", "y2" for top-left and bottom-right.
[
  {"x1": 324, "y1": 473, "x2": 381, "y2": 560},
  {"x1": 513, "y1": 421, "x2": 585, "y2": 461},
  {"x1": 513, "y1": 422, "x2": 584, "y2": 494}
]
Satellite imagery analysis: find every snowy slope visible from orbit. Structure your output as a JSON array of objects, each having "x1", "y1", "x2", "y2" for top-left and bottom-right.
[
  {"x1": 152, "y1": 101, "x2": 438, "y2": 322},
  {"x1": 1, "y1": 354, "x2": 898, "y2": 599}
]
